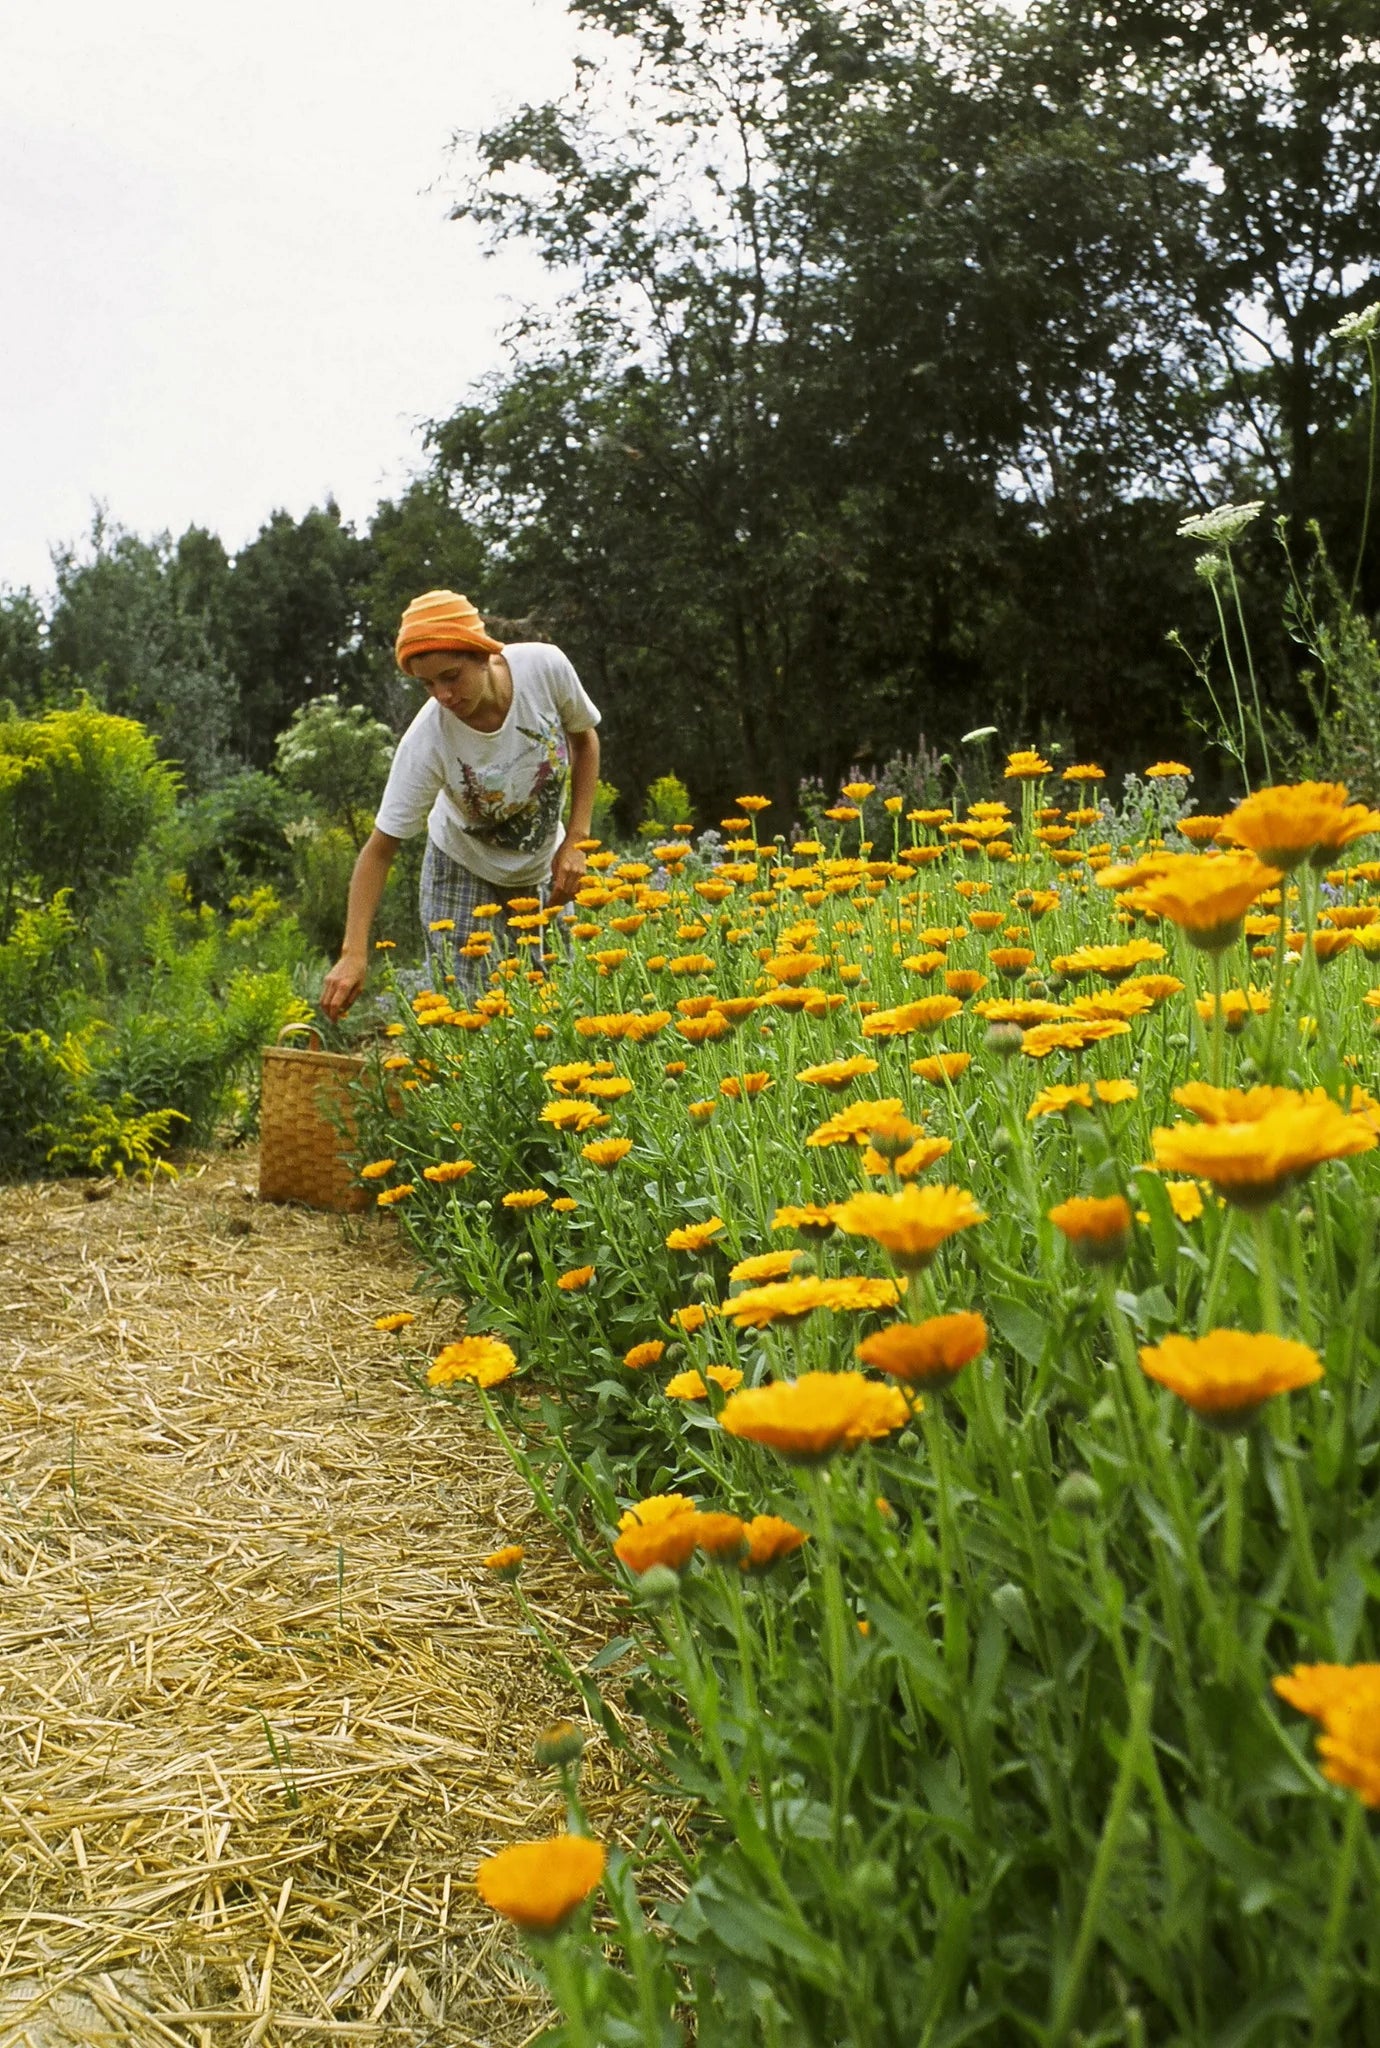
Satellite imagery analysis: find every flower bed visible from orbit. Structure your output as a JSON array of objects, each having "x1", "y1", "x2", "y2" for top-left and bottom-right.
[{"x1": 358, "y1": 768, "x2": 1380, "y2": 2043}]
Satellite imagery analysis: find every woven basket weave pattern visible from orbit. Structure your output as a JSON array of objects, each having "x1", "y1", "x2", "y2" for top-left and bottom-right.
[{"x1": 259, "y1": 1039, "x2": 368, "y2": 1212}]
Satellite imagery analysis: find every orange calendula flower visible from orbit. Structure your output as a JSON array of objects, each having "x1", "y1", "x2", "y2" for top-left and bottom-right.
[
  {"x1": 741, "y1": 1514, "x2": 810, "y2": 1569},
  {"x1": 1114, "y1": 850, "x2": 1282, "y2": 951},
  {"x1": 484, "y1": 1544, "x2": 524, "y2": 1577},
  {"x1": 1004, "y1": 749, "x2": 1052, "y2": 780},
  {"x1": 1063, "y1": 763, "x2": 1105, "y2": 781},
  {"x1": 770, "y1": 1202, "x2": 838, "y2": 1239},
  {"x1": 1152, "y1": 1094, "x2": 1376, "y2": 1206},
  {"x1": 1275, "y1": 1677, "x2": 1380, "y2": 1808},
  {"x1": 720, "y1": 1371, "x2": 911, "y2": 1459},
  {"x1": 476, "y1": 1834, "x2": 605, "y2": 1929},
  {"x1": 613, "y1": 1514, "x2": 702, "y2": 1573},
  {"x1": 671, "y1": 1303, "x2": 710, "y2": 1333},
  {"x1": 551, "y1": 1196, "x2": 578, "y2": 1213},
  {"x1": 807, "y1": 1097, "x2": 906, "y2": 1147},
  {"x1": 429, "y1": 1336, "x2": 519, "y2": 1388},
  {"x1": 617, "y1": 1493, "x2": 696, "y2": 1532},
  {"x1": 376, "y1": 1184, "x2": 415, "y2": 1207},
  {"x1": 424, "y1": 1160, "x2": 476, "y2": 1182},
  {"x1": 502, "y1": 1188, "x2": 549, "y2": 1210},
  {"x1": 359, "y1": 1158, "x2": 396, "y2": 1180},
  {"x1": 796, "y1": 1055, "x2": 881, "y2": 1089},
  {"x1": 830, "y1": 1185, "x2": 987, "y2": 1270},
  {"x1": 582, "y1": 1075, "x2": 634, "y2": 1099},
  {"x1": 1218, "y1": 780, "x2": 1380, "y2": 870},
  {"x1": 720, "y1": 1071, "x2": 773, "y2": 1098},
  {"x1": 623, "y1": 1339, "x2": 666, "y2": 1371},
  {"x1": 1140, "y1": 1329, "x2": 1322, "y2": 1427},
  {"x1": 737, "y1": 794, "x2": 772, "y2": 812},
  {"x1": 943, "y1": 970, "x2": 988, "y2": 999},
  {"x1": 729, "y1": 1250, "x2": 801, "y2": 1284},
  {"x1": 912, "y1": 1051, "x2": 973, "y2": 1084},
  {"x1": 989, "y1": 946, "x2": 1036, "y2": 978},
  {"x1": 856, "y1": 1310, "x2": 987, "y2": 1384},
  {"x1": 693, "y1": 1511, "x2": 750, "y2": 1559},
  {"x1": 687, "y1": 1098, "x2": 718, "y2": 1121},
  {"x1": 578, "y1": 1131, "x2": 634, "y2": 1171},
  {"x1": 863, "y1": 998, "x2": 962, "y2": 1038},
  {"x1": 666, "y1": 1216, "x2": 725, "y2": 1253},
  {"x1": 1145, "y1": 760, "x2": 1192, "y2": 779},
  {"x1": 676, "y1": 1012, "x2": 731, "y2": 1045},
  {"x1": 819, "y1": 1277, "x2": 904, "y2": 1312},
  {"x1": 1048, "y1": 1194, "x2": 1134, "y2": 1266},
  {"x1": 556, "y1": 1265, "x2": 596, "y2": 1291},
  {"x1": 666, "y1": 1365, "x2": 745, "y2": 1401},
  {"x1": 374, "y1": 1311, "x2": 416, "y2": 1332}
]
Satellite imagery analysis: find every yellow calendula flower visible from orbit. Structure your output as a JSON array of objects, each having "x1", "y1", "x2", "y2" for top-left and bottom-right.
[
  {"x1": 423, "y1": 1160, "x2": 476, "y2": 1183},
  {"x1": 728, "y1": 1250, "x2": 801, "y2": 1284},
  {"x1": 912, "y1": 1051, "x2": 973, "y2": 1084},
  {"x1": 665, "y1": 1364, "x2": 745, "y2": 1401},
  {"x1": 582, "y1": 1137, "x2": 633, "y2": 1170},
  {"x1": 666, "y1": 1216, "x2": 725, "y2": 1253},
  {"x1": 502, "y1": 1189, "x2": 549, "y2": 1210},
  {"x1": 862, "y1": 997, "x2": 962, "y2": 1037},
  {"x1": 1152, "y1": 1093, "x2": 1376, "y2": 1206},
  {"x1": 830, "y1": 1184, "x2": 986, "y2": 1270},
  {"x1": 1139, "y1": 1329, "x2": 1322, "y2": 1427},
  {"x1": 720, "y1": 1371, "x2": 910, "y2": 1460},
  {"x1": 1218, "y1": 780, "x2": 1380, "y2": 871},
  {"x1": 374, "y1": 1312, "x2": 416, "y2": 1332},
  {"x1": 770, "y1": 1202, "x2": 838, "y2": 1238},
  {"x1": 1112, "y1": 850, "x2": 1282, "y2": 952},
  {"x1": 376, "y1": 1184, "x2": 415, "y2": 1207},
  {"x1": 1048, "y1": 1194, "x2": 1134, "y2": 1266},
  {"x1": 428, "y1": 1336, "x2": 519, "y2": 1388},
  {"x1": 483, "y1": 1544, "x2": 524, "y2": 1577},
  {"x1": 806, "y1": 1098, "x2": 906, "y2": 1148},
  {"x1": 540, "y1": 1099, "x2": 608, "y2": 1134},
  {"x1": 359, "y1": 1158, "x2": 397, "y2": 1180},
  {"x1": 796, "y1": 1055, "x2": 881, "y2": 1089}
]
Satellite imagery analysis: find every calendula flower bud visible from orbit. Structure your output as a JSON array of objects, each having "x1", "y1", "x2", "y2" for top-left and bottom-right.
[
  {"x1": 534, "y1": 1719, "x2": 587, "y2": 1769},
  {"x1": 630, "y1": 1564, "x2": 682, "y2": 1610},
  {"x1": 1056, "y1": 1471, "x2": 1104, "y2": 1516},
  {"x1": 986, "y1": 1023, "x2": 1025, "y2": 1058}
]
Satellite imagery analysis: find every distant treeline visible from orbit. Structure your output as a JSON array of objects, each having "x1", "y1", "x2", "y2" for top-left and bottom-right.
[{"x1": 4, "y1": 0, "x2": 1380, "y2": 817}]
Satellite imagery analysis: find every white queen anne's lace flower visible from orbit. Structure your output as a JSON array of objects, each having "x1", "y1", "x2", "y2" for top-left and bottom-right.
[
  {"x1": 1176, "y1": 501, "x2": 1264, "y2": 545},
  {"x1": 1331, "y1": 301, "x2": 1380, "y2": 346}
]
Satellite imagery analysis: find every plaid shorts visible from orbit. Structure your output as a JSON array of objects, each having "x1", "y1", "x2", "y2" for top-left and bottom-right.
[{"x1": 418, "y1": 837, "x2": 553, "y2": 992}]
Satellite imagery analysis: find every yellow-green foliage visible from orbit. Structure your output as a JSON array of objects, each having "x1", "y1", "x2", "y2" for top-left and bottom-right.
[
  {"x1": 0, "y1": 699, "x2": 178, "y2": 927},
  {"x1": 638, "y1": 772, "x2": 693, "y2": 835},
  {"x1": 43, "y1": 1100, "x2": 187, "y2": 1179}
]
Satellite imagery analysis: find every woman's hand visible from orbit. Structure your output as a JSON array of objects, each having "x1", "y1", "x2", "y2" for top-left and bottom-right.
[
  {"x1": 321, "y1": 953, "x2": 368, "y2": 1021},
  {"x1": 548, "y1": 833, "x2": 589, "y2": 907}
]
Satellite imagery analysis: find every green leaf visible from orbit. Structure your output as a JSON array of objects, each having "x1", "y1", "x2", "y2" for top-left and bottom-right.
[{"x1": 988, "y1": 1294, "x2": 1049, "y2": 1368}]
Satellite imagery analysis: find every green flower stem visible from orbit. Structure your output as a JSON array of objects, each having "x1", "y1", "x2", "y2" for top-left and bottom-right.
[
  {"x1": 1047, "y1": 1676, "x2": 1154, "y2": 2047},
  {"x1": 1198, "y1": 1203, "x2": 1239, "y2": 1333},
  {"x1": 803, "y1": 1467, "x2": 856, "y2": 1846},
  {"x1": 720, "y1": 1567, "x2": 776, "y2": 1837},
  {"x1": 541, "y1": 1932, "x2": 596, "y2": 2048},
  {"x1": 1208, "y1": 949, "x2": 1227, "y2": 1088},
  {"x1": 1250, "y1": 1208, "x2": 1285, "y2": 1337},
  {"x1": 1223, "y1": 546, "x2": 1272, "y2": 784},
  {"x1": 1258, "y1": 909, "x2": 1294, "y2": 1079},
  {"x1": 1269, "y1": 1396, "x2": 1327, "y2": 1637},
  {"x1": 1310, "y1": 1794, "x2": 1364, "y2": 2046}
]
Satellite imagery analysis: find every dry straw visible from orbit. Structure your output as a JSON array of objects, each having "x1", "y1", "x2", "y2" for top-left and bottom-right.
[{"x1": 0, "y1": 1161, "x2": 643, "y2": 2045}]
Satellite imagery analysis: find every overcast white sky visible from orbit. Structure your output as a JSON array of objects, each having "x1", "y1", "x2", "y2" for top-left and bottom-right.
[{"x1": 0, "y1": 0, "x2": 585, "y2": 596}]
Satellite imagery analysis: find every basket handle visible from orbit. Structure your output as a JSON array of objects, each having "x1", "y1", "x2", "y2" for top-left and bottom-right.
[{"x1": 276, "y1": 1021, "x2": 324, "y2": 1053}]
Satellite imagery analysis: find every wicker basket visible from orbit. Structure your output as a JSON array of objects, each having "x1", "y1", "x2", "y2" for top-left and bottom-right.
[{"x1": 259, "y1": 1024, "x2": 368, "y2": 1212}]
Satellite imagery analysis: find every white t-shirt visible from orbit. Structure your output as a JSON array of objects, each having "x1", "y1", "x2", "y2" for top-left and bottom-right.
[{"x1": 375, "y1": 643, "x2": 601, "y2": 886}]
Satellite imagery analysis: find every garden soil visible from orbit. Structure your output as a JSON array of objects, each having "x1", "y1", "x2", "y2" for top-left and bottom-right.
[{"x1": 0, "y1": 1159, "x2": 637, "y2": 2047}]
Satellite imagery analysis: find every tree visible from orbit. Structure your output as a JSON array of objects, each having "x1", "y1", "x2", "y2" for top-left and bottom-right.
[
  {"x1": 273, "y1": 693, "x2": 396, "y2": 847},
  {"x1": 0, "y1": 588, "x2": 46, "y2": 713},
  {"x1": 44, "y1": 514, "x2": 235, "y2": 792},
  {"x1": 222, "y1": 502, "x2": 375, "y2": 763}
]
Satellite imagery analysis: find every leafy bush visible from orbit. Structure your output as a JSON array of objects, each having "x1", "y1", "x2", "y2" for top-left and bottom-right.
[
  {"x1": 181, "y1": 769, "x2": 299, "y2": 910},
  {"x1": 0, "y1": 699, "x2": 178, "y2": 933},
  {"x1": 274, "y1": 693, "x2": 395, "y2": 846},
  {"x1": 638, "y1": 771, "x2": 694, "y2": 834}
]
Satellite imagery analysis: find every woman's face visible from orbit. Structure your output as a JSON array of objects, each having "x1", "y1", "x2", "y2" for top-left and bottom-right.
[{"x1": 412, "y1": 648, "x2": 492, "y2": 718}]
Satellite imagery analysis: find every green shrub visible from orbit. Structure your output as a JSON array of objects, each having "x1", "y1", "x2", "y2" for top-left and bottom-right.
[
  {"x1": 274, "y1": 694, "x2": 395, "y2": 846},
  {"x1": 638, "y1": 771, "x2": 693, "y2": 834},
  {"x1": 0, "y1": 699, "x2": 178, "y2": 934},
  {"x1": 181, "y1": 770, "x2": 299, "y2": 910}
]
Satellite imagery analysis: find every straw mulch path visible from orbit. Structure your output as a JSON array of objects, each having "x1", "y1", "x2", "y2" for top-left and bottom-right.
[{"x1": 0, "y1": 1159, "x2": 636, "y2": 2047}]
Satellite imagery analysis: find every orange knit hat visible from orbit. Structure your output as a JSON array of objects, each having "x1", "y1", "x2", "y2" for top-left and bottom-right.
[{"x1": 395, "y1": 590, "x2": 503, "y2": 673}]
